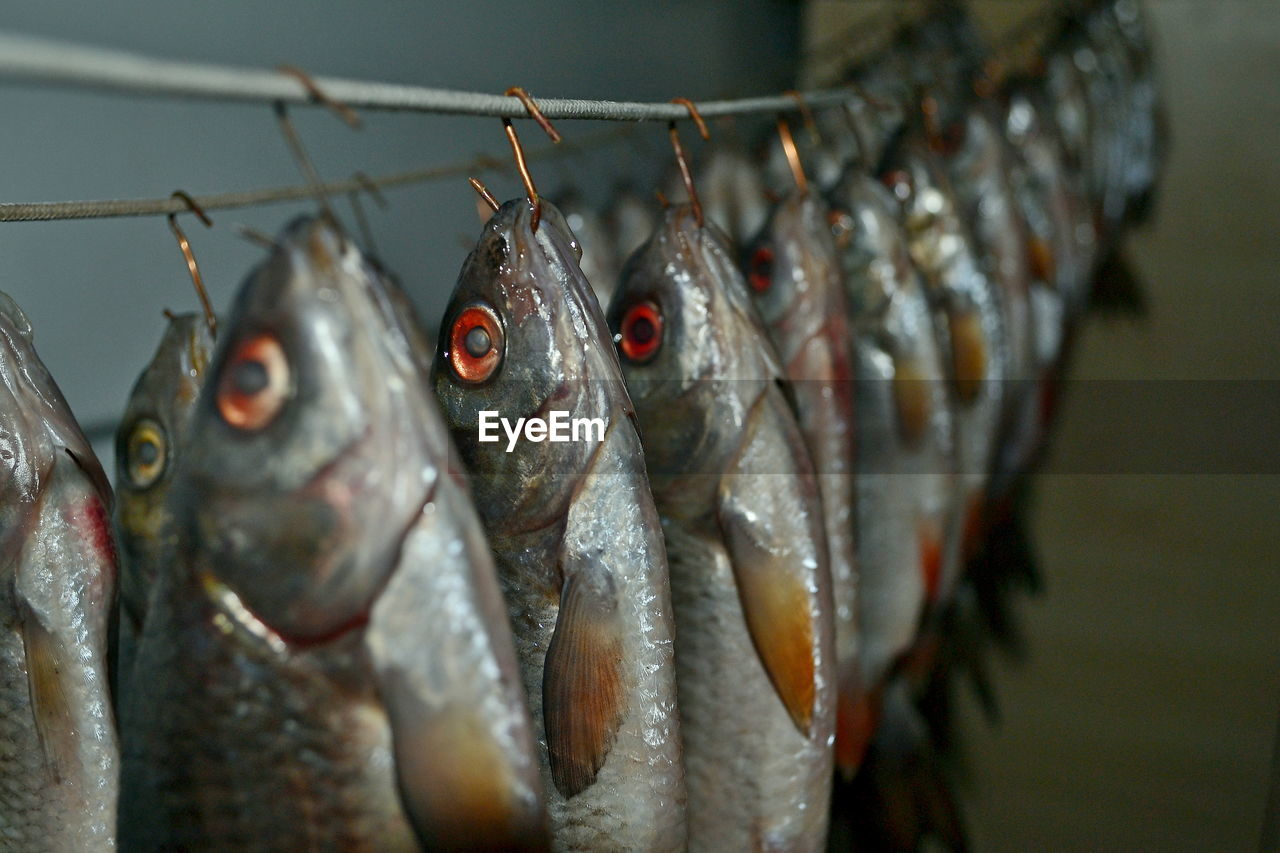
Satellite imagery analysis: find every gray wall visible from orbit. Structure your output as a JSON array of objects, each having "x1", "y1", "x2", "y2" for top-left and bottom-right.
[{"x1": 0, "y1": 0, "x2": 799, "y2": 469}]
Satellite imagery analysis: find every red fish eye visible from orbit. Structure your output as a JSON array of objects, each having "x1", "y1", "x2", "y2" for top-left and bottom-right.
[
  {"x1": 217, "y1": 333, "x2": 290, "y2": 431},
  {"x1": 449, "y1": 304, "x2": 503, "y2": 384},
  {"x1": 619, "y1": 301, "x2": 663, "y2": 364},
  {"x1": 748, "y1": 247, "x2": 775, "y2": 293}
]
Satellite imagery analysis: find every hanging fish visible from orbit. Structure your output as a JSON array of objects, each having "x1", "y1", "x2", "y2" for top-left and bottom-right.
[
  {"x1": 0, "y1": 291, "x2": 118, "y2": 850},
  {"x1": 827, "y1": 169, "x2": 956, "y2": 700},
  {"x1": 742, "y1": 151, "x2": 864, "y2": 774},
  {"x1": 608, "y1": 202, "x2": 835, "y2": 852},
  {"x1": 433, "y1": 197, "x2": 686, "y2": 852},
  {"x1": 556, "y1": 190, "x2": 620, "y2": 310},
  {"x1": 114, "y1": 312, "x2": 214, "y2": 682},
  {"x1": 879, "y1": 117, "x2": 1001, "y2": 590},
  {"x1": 120, "y1": 217, "x2": 547, "y2": 852}
]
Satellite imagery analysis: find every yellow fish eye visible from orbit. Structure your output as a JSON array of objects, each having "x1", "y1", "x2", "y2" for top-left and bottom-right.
[{"x1": 126, "y1": 418, "x2": 168, "y2": 489}]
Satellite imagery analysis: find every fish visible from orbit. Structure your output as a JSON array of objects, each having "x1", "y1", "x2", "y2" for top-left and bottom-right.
[
  {"x1": 878, "y1": 121, "x2": 1001, "y2": 588},
  {"x1": 935, "y1": 101, "x2": 1041, "y2": 497},
  {"x1": 556, "y1": 190, "x2": 620, "y2": 310},
  {"x1": 0, "y1": 291, "x2": 118, "y2": 850},
  {"x1": 608, "y1": 203, "x2": 835, "y2": 851},
  {"x1": 432, "y1": 198, "x2": 686, "y2": 852},
  {"x1": 119, "y1": 216, "x2": 547, "y2": 851},
  {"x1": 827, "y1": 168, "x2": 957, "y2": 697},
  {"x1": 114, "y1": 312, "x2": 214, "y2": 683},
  {"x1": 742, "y1": 188, "x2": 866, "y2": 773}
]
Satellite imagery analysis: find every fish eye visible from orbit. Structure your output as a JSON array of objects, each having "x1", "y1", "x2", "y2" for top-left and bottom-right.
[
  {"x1": 216, "y1": 333, "x2": 290, "y2": 431},
  {"x1": 617, "y1": 301, "x2": 663, "y2": 364},
  {"x1": 125, "y1": 418, "x2": 168, "y2": 489},
  {"x1": 448, "y1": 303, "x2": 504, "y2": 384},
  {"x1": 748, "y1": 247, "x2": 775, "y2": 294}
]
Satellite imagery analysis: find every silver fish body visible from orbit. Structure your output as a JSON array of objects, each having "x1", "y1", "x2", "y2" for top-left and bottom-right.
[
  {"x1": 684, "y1": 145, "x2": 769, "y2": 250},
  {"x1": 433, "y1": 199, "x2": 685, "y2": 852},
  {"x1": 0, "y1": 291, "x2": 118, "y2": 850},
  {"x1": 121, "y1": 218, "x2": 546, "y2": 851},
  {"x1": 609, "y1": 205, "x2": 835, "y2": 852},
  {"x1": 744, "y1": 190, "x2": 867, "y2": 772},
  {"x1": 879, "y1": 128, "x2": 1002, "y2": 586},
  {"x1": 828, "y1": 171, "x2": 957, "y2": 690}
]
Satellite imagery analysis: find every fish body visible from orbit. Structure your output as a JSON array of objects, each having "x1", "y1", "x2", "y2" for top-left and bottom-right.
[
  {"x1": 609, "y1": 205, "x2": 835, "y2": 851},
  {"x1": 879, "y1": 125, "x2": 1001, "y2": 584},
  {"x1": 433, "y1": 199, "x2": 685, "y2": 852},
  {"x1": 114, "y1": 312, "x2": 213, "y2": 681},
  {"x1": 744, "y1": 190, "x2": 866, "y2": 772},
  {"x1": 121, "y1": 217, "x2": 546, "y2": 851},
  {"x1": 828, "y1": 171, "x2": 956, "y2": 690},
  {"x1": 0, "y1": 291, "x2": 118, "y2": 850},
  {"x1": 938, "y1": 105, "x2": 1041, "y2": 494}
]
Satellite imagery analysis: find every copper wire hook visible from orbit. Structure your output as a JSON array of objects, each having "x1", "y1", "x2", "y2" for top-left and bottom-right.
[
  {"x1": 468, "y1": 178, "x2": 501, "y2": 212},
  {"x1": 783, "y1": 90, "x2": 821, "y2": 147},
  {"x1": 501, "y1": 87, "x2": 561, "y2": 231},
  {"x1": 776, "y1": 117, "x2": 808, "y2": 196},
  {"x1": 669, "y1": 97, "x2": 710, "y2": 141},
  {"x1": 277, "y1": 65, "x2": 362, "y2": 128},
  {"x1": 167, "y1": 191, "x2": 217, "y2": 339},
  {"x1": 668, "y1": 122, "x2": 702, "y2": 227}
]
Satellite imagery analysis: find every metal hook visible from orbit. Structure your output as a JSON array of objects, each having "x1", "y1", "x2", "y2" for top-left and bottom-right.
[
  {"x1": 502, "y1": 87, "x2": 561, "y2": 232},
  {"x1": 783, "y1": 90, "x2": 821, "y2": 147},
  {"x1": 669, "y1": 97, "x2": 710, "y2": 141},
  {"x1": 277, "y1": 65, "x2": 362, "y2": 128},
  {"x1": 668, "y1": 97, "x2": 708, "y2": 226},
  {"x1": 274, "y1": 101, "x2": 338, "y2": 224},
  {"x1": 776, "y1": 117, "x2": 808, "y2": 196},
  {"x1": 468, "y1": 177, "x2": 501, "y2": 212},
  {"x1": 347, "y1": 172, "x2": 387, "y2": 257},
  {"x1": 167, "y1": 191, "x2": 217, "y2": 339}
]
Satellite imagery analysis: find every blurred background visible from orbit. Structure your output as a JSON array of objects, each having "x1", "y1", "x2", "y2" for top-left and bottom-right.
[{"x1": 1, "y1": 0, "x2": 1275, "y2": 849}]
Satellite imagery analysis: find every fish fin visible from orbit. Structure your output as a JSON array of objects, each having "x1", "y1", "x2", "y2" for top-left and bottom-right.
[
  {"x1": 367, "y1": 498, "x2": 549, "y2": 851},
  {"x1": 543, "y1": 569, "x2": 626, "y2": 798},
  {"x1": 16, "y1": 597, "x2": 76, "y2": 785},
  {"x1": 716, "y1": 392, "x2": 822, "y2": 737},
  {"x1": 1088, "y1": 247, "x2": 1147, "y2": 317}
]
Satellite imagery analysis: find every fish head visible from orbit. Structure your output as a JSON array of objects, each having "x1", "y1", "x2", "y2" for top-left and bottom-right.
[
  {"x1": 828, "y1": 168, "x2": 915, "y2": 322},
  {"x1": 556, "y1": 190, "x2": 619, "y2": 309},
  {"x1": 178, "y1": 216, "x2": 435, "y2": 642},
  {"x1": 433, "y1": 198, "x2": 621, "y2": 530},
  {"x1": 115, "y1": 312, "x2": 213, "y2": 622},
  {"x1": 743, "y1": 191, "x2": 847, "y2": 371},
  {"x1": 608, "y1": 204, "x2": 779, "y2": 484},
  {"x1": 0, "y1": 292, "x2": 111, "y2": 565}
]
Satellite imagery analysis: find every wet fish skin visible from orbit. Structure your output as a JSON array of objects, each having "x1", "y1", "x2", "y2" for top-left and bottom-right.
[
  {"x1": 827, "y1": 170, "x2": 956, "y2": 693},
  {"x1": 114, "y1": 312, "x2": 213, "y2": 680},
  {"x1": 0, "y1": 291, "x2": 118, "y2": 850},
  {"x1": 121, "y1": 217, "x2": 546, "y2": 851},
  {"x1": 743, "y1": 190, "x2": 866, "y2": 772},
  {"x1": 433, "y1": 199, "x2": 686, "y2": 852},
  {"x1": 609, "y1": 204, "x2": 835, "y2": 852}
]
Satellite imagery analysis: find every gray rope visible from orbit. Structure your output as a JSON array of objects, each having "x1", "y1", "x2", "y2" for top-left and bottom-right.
[{"x1": 0, "y1": 31, "x2": 871, "y2": 121}]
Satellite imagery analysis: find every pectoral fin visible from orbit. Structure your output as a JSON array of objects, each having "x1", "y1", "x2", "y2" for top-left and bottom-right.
[
  {"x1": 17, "y1": 598, "x2": 75, "y2": 785},
  {"x1": 716, "y1": 393, "x2": 823, "y2": 737},
  {"x1": 543, "y1": 570, "x2": 626, "y2": 798}
]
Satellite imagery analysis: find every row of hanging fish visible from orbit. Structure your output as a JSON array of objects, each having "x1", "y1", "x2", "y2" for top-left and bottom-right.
[{"x1": 0, "y1": 0, "x2": 1162, "y2": 849}]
